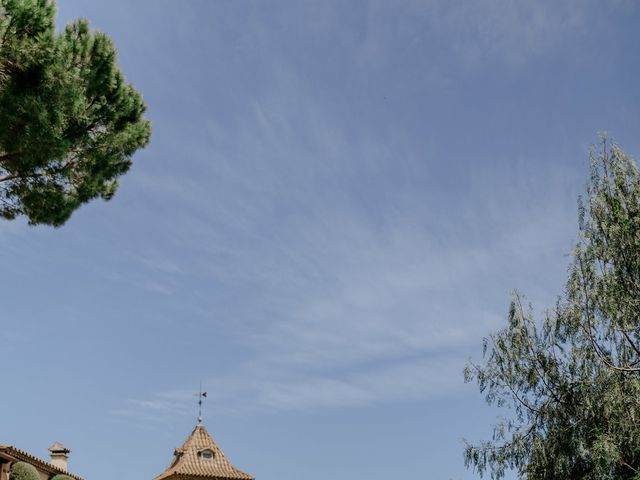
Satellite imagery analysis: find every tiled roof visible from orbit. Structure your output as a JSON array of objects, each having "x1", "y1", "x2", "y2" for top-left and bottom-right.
[
  {"x1": 152, "y1": 424, "x2": 253, "y2": 480},
  {"x1": 0, "y1": 445, "x2": 83, "y2": 480}
]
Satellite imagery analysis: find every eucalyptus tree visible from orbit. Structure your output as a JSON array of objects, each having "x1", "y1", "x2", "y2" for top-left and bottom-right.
[
  {"x1": 0, "y1": 0, "x2": 150, "y2": 226},
  {"x1": 465, "y1": 140, "x2": 640, "y2": 479}
]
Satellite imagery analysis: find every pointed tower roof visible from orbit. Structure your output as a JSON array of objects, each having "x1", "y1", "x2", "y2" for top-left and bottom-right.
[{"x1": 153, "y1": 424, "x2": 254, "y2": 480}]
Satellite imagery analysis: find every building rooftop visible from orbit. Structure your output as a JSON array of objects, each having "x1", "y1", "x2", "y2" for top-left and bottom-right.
[
  {"x1": 152, "y1": 424, "x2": 253, "y2": 480},
  {"x1": 0, "y1": 445, "x2": 83, "y2": 480}
]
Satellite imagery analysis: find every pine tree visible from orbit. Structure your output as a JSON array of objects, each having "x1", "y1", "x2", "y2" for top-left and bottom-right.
[
  {"x1": 0, "y1": 0, "x2": 151, "y2": 226},
  {"x1": 465, "y1": 139, "x2": 640, "y2": 479}
]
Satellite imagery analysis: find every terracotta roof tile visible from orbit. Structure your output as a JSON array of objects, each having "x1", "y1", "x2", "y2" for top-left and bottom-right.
[
  {"x1": 152, "y1": 425, "x2": 253, "y2": 480},
  {"x1": 48, "y1": 443, "x2": 70, "y2": 453},
  {"x1": 0, "y1": 445, "x2": 83, "y2": 480}
]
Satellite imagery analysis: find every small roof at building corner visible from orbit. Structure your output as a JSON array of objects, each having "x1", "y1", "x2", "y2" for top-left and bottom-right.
[
  {"x1": 0, "y1": 445, "x2": 82, "y2": 480},
  {"x1": 48, "y1": 442, "x2": 70, "y2": 453}
]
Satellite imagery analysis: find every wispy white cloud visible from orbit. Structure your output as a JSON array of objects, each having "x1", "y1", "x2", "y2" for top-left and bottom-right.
[
  {"x1": 212, "y1": 355, "x2": 467, "y2": 412},
  {"x1": 434, "y1": 0, "x2": 589, "y2": 66},
  {"x1": 351, "y1": 0, "x2": 604, "y2": 69},
  {"x1": 116, "y1": 168, "x2": 577, "y2": 415},
  {"x1": 111, "y1": 392, "x2": 195, "y2": 422},
  {"x1": 108, "y1": 0, "x2": 585, "y2": 419}
]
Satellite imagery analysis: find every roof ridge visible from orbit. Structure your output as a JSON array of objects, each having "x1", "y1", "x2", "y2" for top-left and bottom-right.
[{"x1": 0, "y1": 445, "x2": 83, "y2": 480}]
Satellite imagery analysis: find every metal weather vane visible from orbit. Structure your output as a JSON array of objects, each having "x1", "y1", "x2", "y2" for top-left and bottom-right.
[{"x1": 193, "y1": 381, "x2": 208, "y2": 424}]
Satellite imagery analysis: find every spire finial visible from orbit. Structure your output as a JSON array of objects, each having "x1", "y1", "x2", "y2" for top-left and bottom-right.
[{"x1": 194, "y1": 381, "x2": 207, "y2": 424}]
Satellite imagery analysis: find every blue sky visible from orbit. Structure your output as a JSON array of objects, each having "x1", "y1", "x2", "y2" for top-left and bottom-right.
[{"x1": 2, "y1": 1, "x2": 639, "y2": 479}]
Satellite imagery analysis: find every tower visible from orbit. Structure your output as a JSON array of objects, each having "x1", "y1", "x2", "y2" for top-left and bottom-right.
[{"x1": 152, "y1": 424, "x2": 254, "y2": 480}]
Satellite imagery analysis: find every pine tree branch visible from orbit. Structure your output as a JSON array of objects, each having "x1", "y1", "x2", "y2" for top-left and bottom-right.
[{"x1": 0, "y1": 160, "x2": 79, "y2": 183}]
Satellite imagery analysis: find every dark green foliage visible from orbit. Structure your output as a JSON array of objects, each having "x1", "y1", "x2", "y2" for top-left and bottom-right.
[
  {"x1": 10, "y1": 462, "x2": 39, "y2": 480},
  {"x1": 50, "y1": 475, "x2": 73, "y2": 480},
  {"x1": 465, "y1": 139, "x2": 640, "y2": 479},
  {"x1": 0, "y1": 0, "x2": 151, "y2": 226}
]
